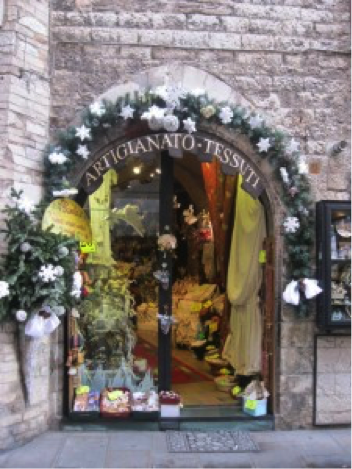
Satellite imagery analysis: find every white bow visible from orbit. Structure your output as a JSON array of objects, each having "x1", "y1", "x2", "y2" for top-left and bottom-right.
[{"x1": 283, "y1": 279, "x2": 322, "y2": 306}]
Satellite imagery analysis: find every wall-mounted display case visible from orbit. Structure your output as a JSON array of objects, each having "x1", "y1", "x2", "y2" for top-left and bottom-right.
[{"x1": 316, "y1": 201, "x2": 351, "y2": 330}]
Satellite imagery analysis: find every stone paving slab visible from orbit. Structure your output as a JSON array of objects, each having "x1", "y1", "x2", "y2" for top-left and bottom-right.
[{"x1": 0, "y1": 429, "x2": 350, "y2": 468}]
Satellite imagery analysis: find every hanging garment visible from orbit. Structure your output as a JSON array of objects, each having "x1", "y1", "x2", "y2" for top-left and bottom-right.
[
  {"x1": 88, "y1": 169, "x2": 118, "y2": 265},
  {"x1": 222, "y1": 177, "x2": 266, "y2": 376}
]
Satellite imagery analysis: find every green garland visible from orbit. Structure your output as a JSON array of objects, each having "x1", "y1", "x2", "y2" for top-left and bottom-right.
[{"x1": 42, "y1": 89, "x2": 314, "y2": 316}]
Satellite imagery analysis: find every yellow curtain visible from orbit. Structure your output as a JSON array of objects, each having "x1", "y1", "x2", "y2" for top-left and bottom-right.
[
  {"x1": 222, "y1": 176, "x2": 266, "y2": 375},
  {"x1": 87, "y1": 169, "x2": 118, "y2": 266}
]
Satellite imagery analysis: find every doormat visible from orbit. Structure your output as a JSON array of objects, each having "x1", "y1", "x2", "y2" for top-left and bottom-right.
[{"x1": 166, "y1": 430, "x2": 259, "y2": 453}]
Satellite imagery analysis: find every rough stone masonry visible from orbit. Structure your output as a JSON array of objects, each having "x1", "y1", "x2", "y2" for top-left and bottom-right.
[{"x1": 0, "y1": 0, "x2": 350, "y2": 451}]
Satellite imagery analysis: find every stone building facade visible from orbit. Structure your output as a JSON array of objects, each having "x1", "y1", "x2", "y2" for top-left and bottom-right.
[{"x1": 0, "y1": 0, "x2": 350, "y2": 451}]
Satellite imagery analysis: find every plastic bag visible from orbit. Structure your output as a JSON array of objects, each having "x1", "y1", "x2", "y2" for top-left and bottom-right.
[
  {"x1": 25, "y1": 314, "x2": 45, "y2": 338},
  {"x1": 43, "y1": 312, "x2": 60, "y2": 335}
]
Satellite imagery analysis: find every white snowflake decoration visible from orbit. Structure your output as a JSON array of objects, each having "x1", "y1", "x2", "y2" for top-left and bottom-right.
[
  {"x1": 77, "y1": 145, "x2": 90, "y2": 159},
  {"x1": 283, "y1": 216, "x2": 300, "y2": 234},
  {"x1": 75, "y1": 125, "x2": 91, "y2": 142},
  {"x1": 49, "y1": 152, "x2": 67, "y2": 165},
  {"x1": 89, "y1": 101, "x2": 105, "y2": 117},
  {"x1": 183, "y1": 117, "x2": 196, "y2": 134},
  {"x1": 154, "y1": 83, "x2": 186, "y2": 109},
  {"x1": 17, "y1": 196, "x2": 35, "y2": 215},
  {"x1": 16, "y1": 310, "x2": 27, "y2": 322},
  {"x1": 249, "y1": 115, "x2": 264, "y2": 129},
  {"x1": 286, "y1": 138, "x2": 300, "y2": 154},
  {"x1": 38, "y1": 264, "x2": 57, "y2": 283},
  {"x1": 280, "y1": 167, "x2": 290, "y2": 185},
  {"x1": 219, "y1": 106, "x2": 233, "y2": 124},
  {"x1": 0, "y1": 281, "x2": 10, "y2": 299},
  {"x1": 120, "y1": 105, "x2": 135, "y2": 120},
  {"x1": 257, "y1": 138, "x2": 271, "y2": 153},
  {"x1": 53, "y1": 188, "x2": 78, "y2": 198},
  {"x1": 163, "y1": 115, "x2": 179, "y2": 132}
]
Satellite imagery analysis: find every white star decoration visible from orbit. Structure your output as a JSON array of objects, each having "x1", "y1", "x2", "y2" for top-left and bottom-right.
[
  {"x1": 77, "y1": 145, "x2": 90, "y2": 159},
  {"x1": 89, "y1": 101, "x2": 105, "y2": 117},
  {"x1": 183, "y1": 117, "x2": 196, "y2": 134},
  {"x1": 286, "y1": 138, "x2": 300, "y2": 154},
  {"x1": 249, "y1": 115, "x2": 264, "y2": 129},
  {"x1": 257, "y1": 138, "x2": 271, "y2": 153},
  {"x1": 219, "y1": 106, "x2": 233, "y2": 124},
  {"x1": 141, "y1": 105, "x2": 166, "y2": 121},
  {"x1": 120, "y1": 105, "x2": 135, "y2": 120},
  {"x1": 75, "y1": 125, "x2": 91, "y2": 142},
  {"x1": 283, "y1": 216, "x2": 300, "y2": 234}
]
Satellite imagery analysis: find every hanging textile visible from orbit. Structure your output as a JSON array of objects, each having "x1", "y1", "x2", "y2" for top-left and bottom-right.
[
  {"x1": 222, "y1": 176, "x2": 266, "y2": 376},
  {"x1": 87, "y1": 169, "x2": 118, "y2": 265},
  {"x1": 201, "y1": 161, "x2": 237, "y2": 288}
]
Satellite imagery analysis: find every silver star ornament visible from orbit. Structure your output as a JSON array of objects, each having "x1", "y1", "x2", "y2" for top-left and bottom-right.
[
  {"x1": 75, "y1": 125, "x2": 91, "y2": 142},
  {"x1": 120, "y1": 105, "x2": 135, "y2": 120},
  {"x1": 89, "y1": 101, "x2": 105, "y2": 117},
  {"x1": 249, "y1": 115, "x2": 264, "y2": 129},
  {"x1": 183, "y1": 117, "x2": 196, "y2": 134},
  {"x1": 257, "y1": 137, "x2": 271, "y2": 153},
  {"x1": 77, "y1": 145, "x2": 90, "y2": 159},
  {"x1": 286, "y1": 138, "x2": 300, "y2": 154}
]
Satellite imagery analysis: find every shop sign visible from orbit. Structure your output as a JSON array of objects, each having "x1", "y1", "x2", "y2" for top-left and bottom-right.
[
  {"x1": 80, "y1": 133, "x2": 264, "y2": 198},
  {"x1": 42, "y1": 199, "x2": 92, "y2": 242}
]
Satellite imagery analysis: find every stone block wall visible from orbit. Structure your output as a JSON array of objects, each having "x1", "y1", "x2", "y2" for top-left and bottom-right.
[
  {"x1": 0, "y1": 0, "x2": 51, "y2": 451},
  {"x1": 315, "y1": 335, "x2": 351, "y2": 426}
]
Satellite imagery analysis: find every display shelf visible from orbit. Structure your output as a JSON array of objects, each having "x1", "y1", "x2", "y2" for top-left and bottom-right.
[{"x1": 316, "y1": 201, "x2": 351, "y2": 330}]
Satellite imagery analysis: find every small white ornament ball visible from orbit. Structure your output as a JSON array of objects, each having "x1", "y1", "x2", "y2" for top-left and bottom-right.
[
  {"x1": 163, "y1": 115, "x2": 179, "y2": 132},
  {"x1": 20, "y1": 242, "x2": 32, "y2": 253},
  {"x1": 16, "y1": 310, "x2": 27, "y2": 322},
  {"x1": 148, "y1": 116, "x2": 163, "y2": 131},
  {"x1": 54, "y1": 266, "x2": 65, "y2": 277},
  {"x1": 58, "y1": 246, "x2": 69, "y2": 257}
]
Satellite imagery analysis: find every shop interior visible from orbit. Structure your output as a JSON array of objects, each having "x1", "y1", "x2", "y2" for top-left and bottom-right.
[{"x1": 67, "y1": 152, "x2": 271, "y2": 417}]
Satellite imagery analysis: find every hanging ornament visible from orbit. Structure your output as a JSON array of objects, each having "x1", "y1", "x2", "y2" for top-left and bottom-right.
[
  {"x1": 183, "y1": 205, "x2": 198, "y2": 225},
  {"x1": 157, "y1": 233, "x2": 177, "y2": 253},
  {"x1": 157, "y1": 306, "x2": 177, "y2": 334},
  {"x1": 120, "y1": 105, "x2": 135, "y2": 120},
  {"x1": 153, "y1": 269, "x2": 170, "y2": 290},
  {"x1": 280, "y1": 167, "x2": 290, "y2": 185},
  {"x1": 75, "y1": 125, "x2": 91, "y2": 141},
  {"x1": 20, "y1": 242, "x2": 32, "y2": 253},
  {"x1": 54, "y1": 266, "x2": 65, "y2": 277},
  {"x1": 58, "y1": 246, "x2": 69, "y2": 257},
  {"x1": 16, "y1": 310, "x2": 27, "y2": 322},
  {"x1": 298, "y1": 156, "x2": 309, "y2": 174}
]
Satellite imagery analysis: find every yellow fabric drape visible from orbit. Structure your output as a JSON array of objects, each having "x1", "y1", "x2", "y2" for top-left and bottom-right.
[
  {"x1": 88, "y1": 169, "x2": 117, "y2": 266},
  {"x1": 222, "y1": 177, "x2": 266, "y2": 375}
]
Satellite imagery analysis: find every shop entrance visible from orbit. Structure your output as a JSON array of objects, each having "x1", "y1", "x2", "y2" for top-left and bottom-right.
[{"x1": 66, "y1": 146, "x2": 275, "y2": 419}]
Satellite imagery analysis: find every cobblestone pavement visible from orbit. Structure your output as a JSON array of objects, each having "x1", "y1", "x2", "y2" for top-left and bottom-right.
[{"x1": 0, "y1": 428, "x2": 350, "y2": 468}]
